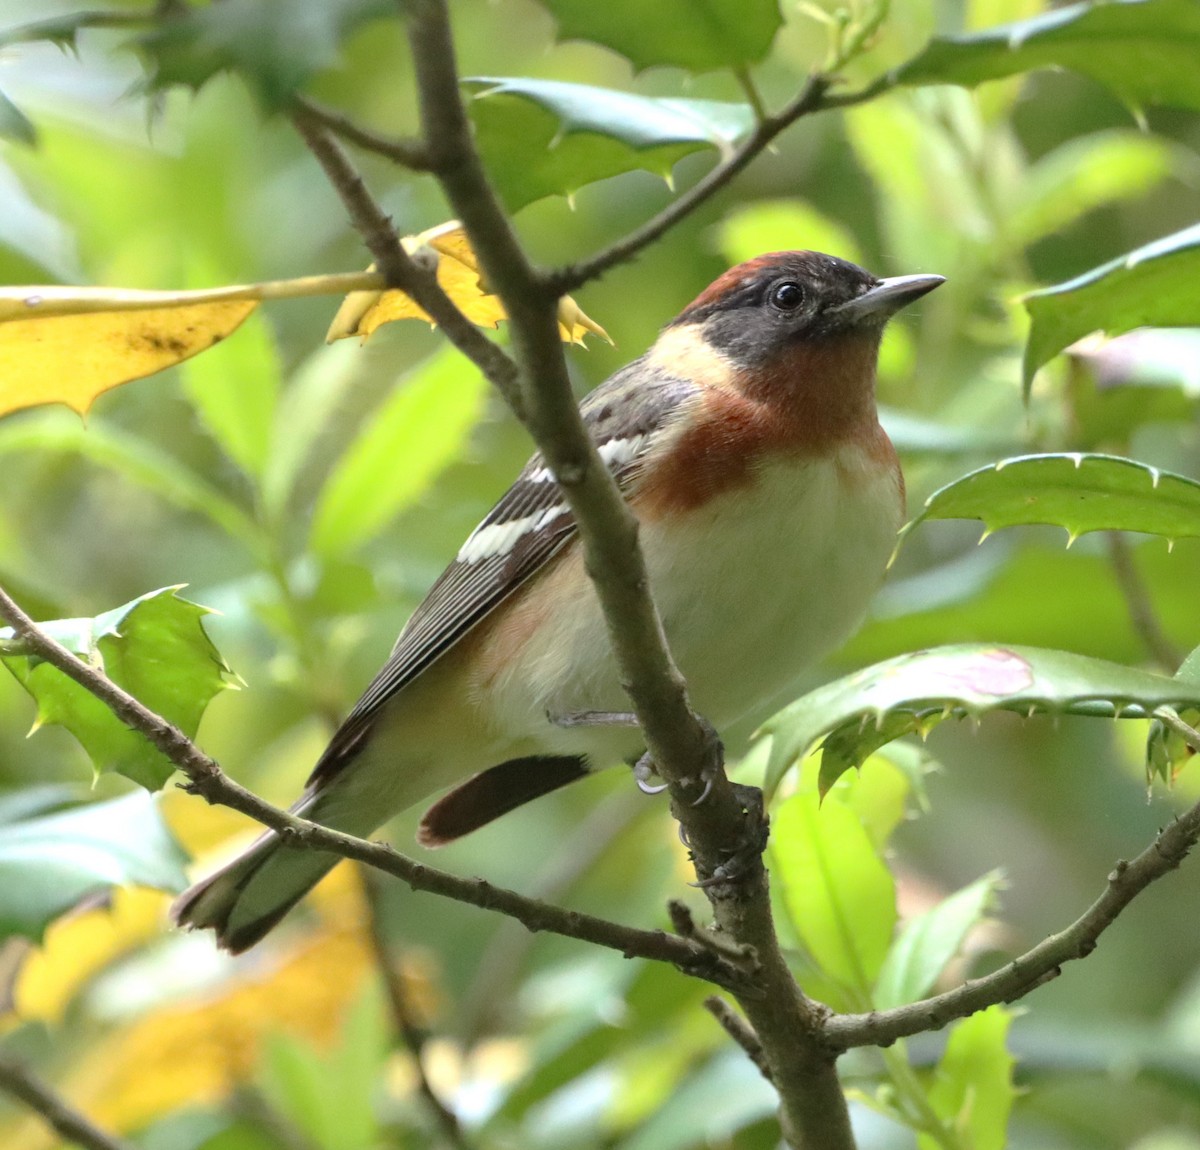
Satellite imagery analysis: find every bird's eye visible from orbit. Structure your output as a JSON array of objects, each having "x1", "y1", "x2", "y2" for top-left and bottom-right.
[{"x1": 770, "y1": 281, "x2": 804, "y2": 311}]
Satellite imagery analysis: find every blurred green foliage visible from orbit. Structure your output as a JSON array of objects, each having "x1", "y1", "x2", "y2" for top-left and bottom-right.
[{"x1": 2, "y1": 0, "x2": 1200, "y2": 1148}]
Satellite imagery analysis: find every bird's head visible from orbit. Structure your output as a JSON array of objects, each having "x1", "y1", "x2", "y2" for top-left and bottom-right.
[{"x1": 669, "y1": 250, "x2": 944, "y2": 372}]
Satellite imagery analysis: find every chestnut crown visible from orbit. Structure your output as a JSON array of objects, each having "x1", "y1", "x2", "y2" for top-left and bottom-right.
[{"x1": 673, "y1": 251, "x2": 943, "y2": 369}]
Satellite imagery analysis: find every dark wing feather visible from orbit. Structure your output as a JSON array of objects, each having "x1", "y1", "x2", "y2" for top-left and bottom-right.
[{"x1": 307, "y1": 361, "x2": 698, "y2": 786}]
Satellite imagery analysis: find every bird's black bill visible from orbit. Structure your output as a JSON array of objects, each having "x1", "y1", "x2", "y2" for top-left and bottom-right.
[{"x1": 834, "y1": 273, "x2": 945, "y2": 322}]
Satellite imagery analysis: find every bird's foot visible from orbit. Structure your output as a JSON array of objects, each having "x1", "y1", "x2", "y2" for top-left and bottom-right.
[{"x1": 690, "y1": 784, "x2": 769, "y2": 890}]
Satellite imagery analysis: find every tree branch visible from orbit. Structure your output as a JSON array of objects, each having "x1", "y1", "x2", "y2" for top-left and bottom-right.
[
  {"x1": 704, "y1": 996, "x2": 773, "y2": 1082},
  {"x1": 543, "y1": 74, "x2": 894, "y2": 294},
  {"x1": 1107, "y1": 532, "x2": 1181, "y2": 673},
  {"x1": 0, "y1": 1055, "x2": 134, "y2": 1150},
  {"x1": 400, "y1": 2, "x2": 856, "y2": 1145},
  {"x1": 288, "y1": 106, "x2": 523, "y2": 415},
  {"x1": 828, "y1": 758, "x2": 1200, "y2": 1049},
  {"x1": 292, "y1": 95, "x2": 431, "y2": 171},
  {"x1": 0, "y1": 583, "x2": 748, "y2": 992},
  {"x1": 360, "y1": 869, "x2": 470, "y2": 1150}
]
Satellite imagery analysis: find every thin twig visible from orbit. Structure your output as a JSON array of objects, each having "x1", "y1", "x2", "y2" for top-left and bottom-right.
[
  {"x1": 0, "y1": 582, "x2": 749, "y2": 991},
  {"x1": 288, "y1": 106, "x2": 523, "y2": 415},
  {"x1": 1107, "y1": 532, "x2": 1181, "y2": 673},
  {"x1": 292, "y1": 96, "x2": 431, "y2": 171},
  {"x1": 544, "y1": 73, "x2": 895, "y2": 294},
  {"x1": 829, "y1": 741, "x2": 1200, "y2": 1048},
  {"x1": 360, "y1": 869, "x2": 470, "y2": 1150},
  {"x1": 704, "y1": 997, "x2": 773, "y2": 1083},
  {"x1": 0, "y1": 1055, "x2": 134, "y2": 1150}
]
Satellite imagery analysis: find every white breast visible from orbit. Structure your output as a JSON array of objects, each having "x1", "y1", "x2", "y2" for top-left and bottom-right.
[{"x1": 479, "y1": 443, "x2": 903, "y2": 762}]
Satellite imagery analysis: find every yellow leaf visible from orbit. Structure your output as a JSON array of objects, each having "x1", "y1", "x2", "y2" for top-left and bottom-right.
[
  {"x1": 0, "y1": 272, "x2": 384, "y2": 421},
  {"x1": 0, "y1": 922, "x2": 378, "y2": 1149},
  {"x1": 0, "y1": 295, "x2": 256, "y2": 419},
  {"x1": 326, "y1": 220, "x2": 611, "y2": 346},
  {"x1": 2, "y1": 889, "x2": 169, "y2": 1025}
]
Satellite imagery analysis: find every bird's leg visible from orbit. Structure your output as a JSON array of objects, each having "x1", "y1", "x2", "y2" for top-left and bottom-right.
[
  {"x1": 548, "y1": 709, "x2": 640, "y2": 729},
  {"x1": 547, "y1": 709, "x2": 669, "y2": 795}
]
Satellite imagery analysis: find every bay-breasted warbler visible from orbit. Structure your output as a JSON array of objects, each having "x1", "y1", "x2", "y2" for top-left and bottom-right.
[{"x1": 175, "y1": 250, "x2": 944, "y2": 952}]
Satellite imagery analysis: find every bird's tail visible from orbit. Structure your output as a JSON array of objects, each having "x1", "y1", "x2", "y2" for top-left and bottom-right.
[{"x1": 171, "y1": 788, "x2": 373, "y2": 954}]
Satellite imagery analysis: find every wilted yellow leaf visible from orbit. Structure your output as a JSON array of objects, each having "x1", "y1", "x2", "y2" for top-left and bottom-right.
[
  {"x1": 0, "y1": 272, "x2": 383, "y2": 421},
  {"x1": 326, "y1": 220, "x2": 612, "y2": 347}
]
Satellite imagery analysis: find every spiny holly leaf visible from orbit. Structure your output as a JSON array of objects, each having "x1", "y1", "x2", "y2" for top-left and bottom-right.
[
  {"x1": 0, "y1": 89, "x2": 36, "y2": 147},
  {"x1": 899, "y1": 453, "x2": 1200, "y2": 551},
  {"x1": 536, "y1": 0, "x2": 782, "y2": 73},
  {"x1": 465, "y1": 78, "x2": 753, "y2": 212},
  {"x1": 874, "y1": 872, "x2": 1003, "y2": 1010},
  {"x1": 0, "y1": 588, "x2": 235, "y2": 790},
  {"x1": 0, "y1": 792, "x2": 189, "y2": 943},
  {"x1": 896, "y1": 0, "x2": 1200, "y2": 113},
  {"x1": 1147, "y1": 643, "x2": 1200, "y2": 782},
  {"x1": 1023, "y1": 222, "x2": 1200, "y2": 389},
  {"x1": 138, "y1": 0, "x2": 391, "y2": 109},
  {"x1": 0, "y1": 12, "x2": 146, "y2": 53},
  {"x1": 762, "y1": 644, "x2": 1200, "y2": 796}
]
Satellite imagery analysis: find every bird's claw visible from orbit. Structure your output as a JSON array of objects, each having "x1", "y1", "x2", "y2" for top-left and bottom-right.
[{"x1": 633, "y1": 753, "x2": 669, "y2": 795}]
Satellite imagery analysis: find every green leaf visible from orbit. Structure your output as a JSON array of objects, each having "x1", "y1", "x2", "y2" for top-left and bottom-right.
[
  {"x1": 260, "y1": 984, "x2": 388, "y2": 1150},
  {"x1": 535, "y1": 0, "x2": 782, "y2": 72},
  {"x1": 139, "y1": 0, "x2": 391, "y2": 109},
  {"x1": 310, "y1": 346, "x2": 488, "y2": 556},
  {"x1": 919, "y1": 1006, "x2": 1016, "y2": 1150},
  {"x1": 180, "y1": 303, "x2": 280, "y2": 481},
  {"x1": 770, "y1": 788, "x2": 896, "y2": 1000},
  {"x1": 0, "y1": 588, "x2": 235, "y2": 790},
  {"x1": 874, "y1": 872, "x2": 1003, "y2": 1009},
  {"x1": 260, "y1": 340, "x2": 362, "y2": 522},
  {"x1": 896, "y1": 0, "x2": 1200, "y2": 113},
  {"x1": 1146, "y1": 643, "x2": 1200, "y2": 782},
  {"x1": 0, "y1": 791, "x2": 189, "y2": 942},
  {"x1": 466, "y1": 78, "x2": 753, "y2": 212},
  {"x1": 1010, "y1": 131, "x2": 1177, "y2": 249},
  {"x1": 0, "y1": 412, "x2": 262, "y2": 554},
  {"x1": 762, "y1": 643, "x2": 1200, "y2": 796},
  {"x1": 0, "y1": 89, "x2": 36, "y2": 147},
  {"x1": 901, "y1": 453, "x2": 1200, "y2": 547},
  {"x1": 1024, "y1": 223, "x2": 1200, "y2": 388},
  {"x1": 0, "y1": 12, "x2": 145, "y2": 52}
]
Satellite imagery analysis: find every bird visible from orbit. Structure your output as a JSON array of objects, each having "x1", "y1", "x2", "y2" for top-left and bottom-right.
[{"x1": 173, "y1": 250, "x2": 944, "y2": 952}]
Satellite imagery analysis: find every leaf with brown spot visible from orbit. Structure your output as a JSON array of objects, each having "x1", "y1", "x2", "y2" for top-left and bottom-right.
[{"x1": 0, "y1": 272, "x2": 385, "y2": 421}]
